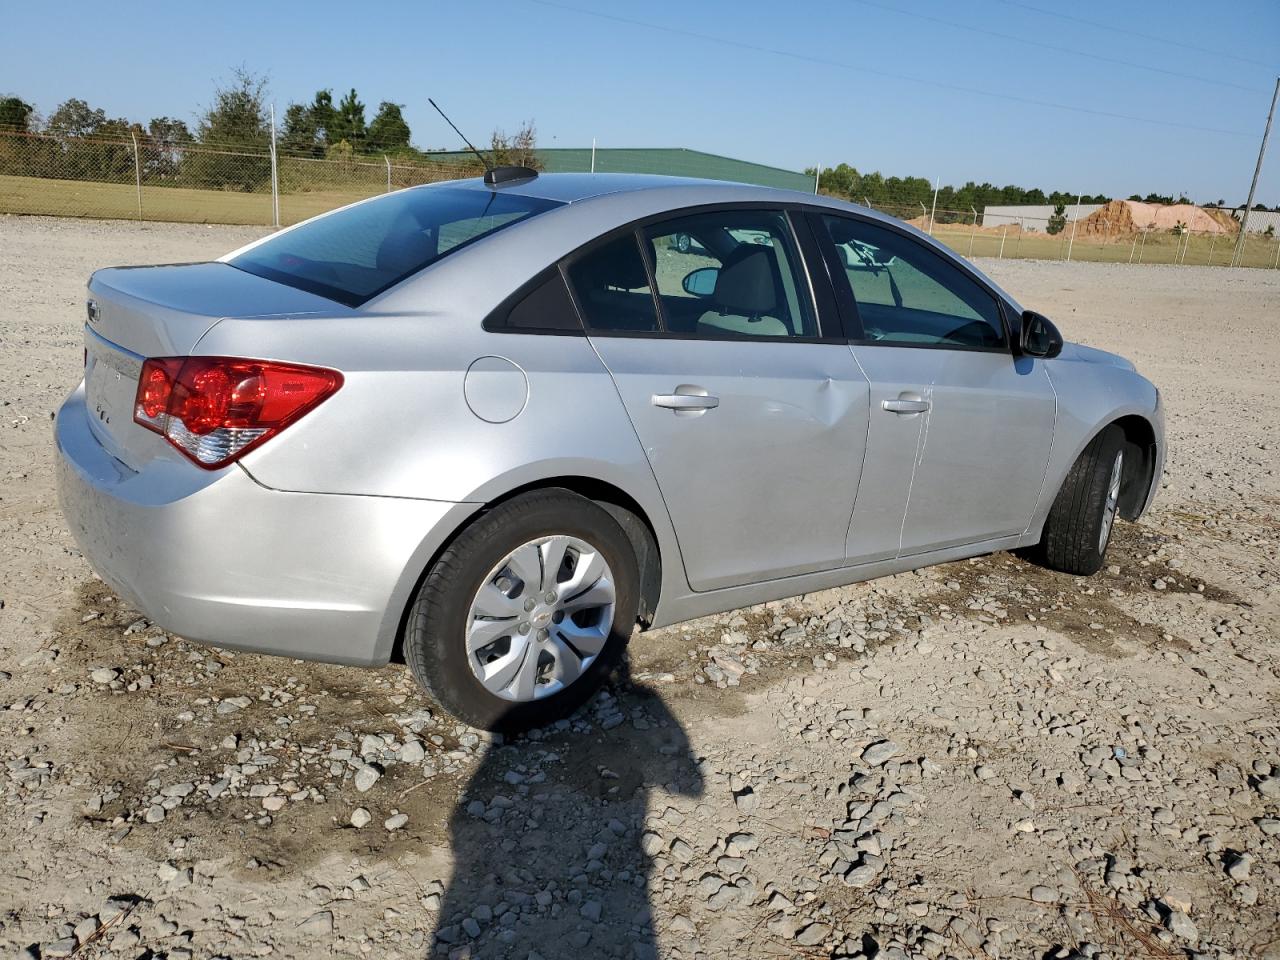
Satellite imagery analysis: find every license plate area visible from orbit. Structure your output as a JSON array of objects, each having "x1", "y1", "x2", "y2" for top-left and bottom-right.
[{"x1": 85, "y1": 327, "x2": 146, "y2": 457}]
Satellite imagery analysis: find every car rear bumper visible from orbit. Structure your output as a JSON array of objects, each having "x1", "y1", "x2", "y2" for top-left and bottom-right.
[{"x1": 55, "y1": 383, "x2": 476, "y2": 666}]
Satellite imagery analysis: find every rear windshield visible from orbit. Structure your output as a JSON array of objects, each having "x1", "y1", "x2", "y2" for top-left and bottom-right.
[{"x1": 228, "y1": 187, "x2": 561, "y2": 306}]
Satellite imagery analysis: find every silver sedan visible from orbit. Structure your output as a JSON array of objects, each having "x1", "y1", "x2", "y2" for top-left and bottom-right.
[{"x1": 56, "y1": 170, "x2": 1164, "y2": 729}]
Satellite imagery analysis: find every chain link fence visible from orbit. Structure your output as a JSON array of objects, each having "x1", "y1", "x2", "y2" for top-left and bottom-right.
[
  {"x1": 860, "y1": 196, "x2": 1280, "y2": 270},
  {"x1": 0, "y1": 129, "x2": 482, "y2": 226},
  {"x1": 2, "y1": 128, "x2": 1278, "y2": 268}
]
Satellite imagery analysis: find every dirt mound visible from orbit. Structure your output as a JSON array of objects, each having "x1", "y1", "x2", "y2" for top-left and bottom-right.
[
  {"x1": 1077, "y1": 199, "x2": 1236, "y2": 237},
  {"x1": 906, "y1": 215, "x2": 1027, "y2": 235}
]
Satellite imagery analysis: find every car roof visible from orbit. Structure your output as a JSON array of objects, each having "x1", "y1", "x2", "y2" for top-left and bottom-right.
[{"x1": 435, "y1": 171, "x2": 818, "y2": 206}]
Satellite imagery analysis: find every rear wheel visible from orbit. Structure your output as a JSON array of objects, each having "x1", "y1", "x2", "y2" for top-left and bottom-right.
[
  {"x1": 1036, "y1": 425, "x2": 1126, "y2": 576},
  {"x1": 404, "y1": 490, "x2": 639, "y2": 731}
]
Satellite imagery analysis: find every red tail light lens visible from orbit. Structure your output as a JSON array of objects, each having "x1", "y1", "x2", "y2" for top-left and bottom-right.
[{"x1": 134, "y1": 356, "x2": 343, "y2": 469}]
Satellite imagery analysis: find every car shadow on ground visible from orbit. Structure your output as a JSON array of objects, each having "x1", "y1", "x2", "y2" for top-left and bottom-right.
[{"x1": 430, "y1": 661, "x2": 704, "y2": 959}]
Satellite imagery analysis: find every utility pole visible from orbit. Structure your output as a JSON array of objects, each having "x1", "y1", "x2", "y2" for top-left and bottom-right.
[{"x1": 1232, "y1": 76, "x2": 1279, "y2": 267}]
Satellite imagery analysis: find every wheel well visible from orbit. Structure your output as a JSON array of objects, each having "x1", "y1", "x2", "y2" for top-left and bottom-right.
[
  {"x1": 388, "y1": 477, "x2": 663, "y2": 664},
  {"x1": 1111, "y1": 414, "x2": 1158, "y2": 520}
]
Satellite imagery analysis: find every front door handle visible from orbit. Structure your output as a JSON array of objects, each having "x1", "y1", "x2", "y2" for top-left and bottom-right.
[
  {"x1": 881, "y1": 392, "x2": 930, "y2": 414},
  {"x1": 652, "y1": 386, "x2": 719, "y2": 415}
]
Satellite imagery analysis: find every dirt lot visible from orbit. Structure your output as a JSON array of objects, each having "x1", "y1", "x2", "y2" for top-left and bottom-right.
[{"x1": 1, "y1": 215, "x2": 1278, "y2": 960}]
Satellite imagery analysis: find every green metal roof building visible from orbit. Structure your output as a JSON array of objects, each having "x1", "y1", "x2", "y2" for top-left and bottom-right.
[{"x1": 534, "y1": 147, "x2": 814, "y2": 193}]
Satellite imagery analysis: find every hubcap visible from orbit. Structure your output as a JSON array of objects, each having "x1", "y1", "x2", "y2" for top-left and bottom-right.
[
  {"x1": 1098, "y1": 450, "x2": 1124, "y2": 554},
  {"x1": 464, "y1": 535, "x2": 616, "y2": 702}
]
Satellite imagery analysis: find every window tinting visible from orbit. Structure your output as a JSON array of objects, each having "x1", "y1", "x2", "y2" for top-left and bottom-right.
[
  {"x1": 643, "y1": 211, "x2": 816, "y2": 338},
  {"x1": 821, "y1": 215, "x2": 1005, "y2": 349},
  {"x1": 229, "y1": 187, "x2": 561, "y2": 307},
  {"x1": 495, "y1": 268, "x2": 582, "y2": 332},
  {"x1": 565, "y1": 235, "x2": 660, "y2": 333}
]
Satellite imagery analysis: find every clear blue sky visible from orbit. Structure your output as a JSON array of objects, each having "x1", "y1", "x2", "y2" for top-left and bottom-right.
[{"x1": 4, "y1": 0, "x2": 1278, "y2": 203}]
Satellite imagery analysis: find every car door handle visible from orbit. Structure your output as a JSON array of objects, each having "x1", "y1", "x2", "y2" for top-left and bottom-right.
[
  {"x1": 881, "y1": 394, "x2": 930, "y2": 414},
  {"x1": 652, "y1": 388, "x2": 719, "y2": 413}
]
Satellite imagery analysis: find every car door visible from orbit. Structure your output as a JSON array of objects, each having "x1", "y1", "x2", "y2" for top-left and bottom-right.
[
  {"x1": 563, "y1": 208, "x2": 871, "y2": 592},
  {"x1": 815, "y1": 213, "x2": 1057, "y2": 558}
]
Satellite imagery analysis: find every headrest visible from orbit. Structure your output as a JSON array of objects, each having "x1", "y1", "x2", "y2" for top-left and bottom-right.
[
  {"x1": 376, "y1": 210, "x2": 437, "y2": 274},
  {"x1": 595, "y1": 239, "x2": 650, "y2": 291},
  {"x1": 713, "y1": 245, "x2": 777, "y2": 315}
]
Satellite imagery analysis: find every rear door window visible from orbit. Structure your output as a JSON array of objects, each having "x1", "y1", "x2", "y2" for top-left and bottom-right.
[
  {"x1": 229, "y1": 187, "x2": 561, "y2": 307},
  {"x1": 643, "y1": 210, "x2": 817, "y2": 338}
]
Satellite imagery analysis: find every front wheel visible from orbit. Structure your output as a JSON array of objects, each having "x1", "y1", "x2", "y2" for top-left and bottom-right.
[
  {"x1": 1036, "y1": 425, "x2": 1127, "y2": 576},
  {"x1": 404, "y1": 490, "x2": 639, "y2": 731}
]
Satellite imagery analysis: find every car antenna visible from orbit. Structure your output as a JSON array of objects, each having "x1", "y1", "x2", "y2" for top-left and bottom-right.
[{"x1": 427, "y1": 98, "x2": 538, "y2": 188}]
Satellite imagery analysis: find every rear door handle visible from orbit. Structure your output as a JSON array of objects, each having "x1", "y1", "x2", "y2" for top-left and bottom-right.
[
  {"x1": 881, "y1": 392, "x2": 930, "y2": 414},
  {"x1": 652, "y1": 386, "x2": 719, "y2": 414}
]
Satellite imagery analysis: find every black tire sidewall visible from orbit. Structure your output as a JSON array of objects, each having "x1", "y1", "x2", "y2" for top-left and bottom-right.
[
  {"x1": 1043, "y1": 425, "x2": 1126, "y2": 575},
  {"x1": 407, "y1": 493, "x2": 639, "y2": 731}
]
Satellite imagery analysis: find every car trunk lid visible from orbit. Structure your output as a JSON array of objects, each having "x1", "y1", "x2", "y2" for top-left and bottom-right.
[{"x1": 84, "y1": 262, "x2": 340, "y2": 471}]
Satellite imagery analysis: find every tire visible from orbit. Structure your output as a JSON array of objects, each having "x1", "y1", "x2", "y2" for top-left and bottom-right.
[
  {"x1": 1036, "y1": 425, "x2": 1127, "y2": 576},
  {"x1": 404, "y1": 490, "x2": 639, "y2": 731}
]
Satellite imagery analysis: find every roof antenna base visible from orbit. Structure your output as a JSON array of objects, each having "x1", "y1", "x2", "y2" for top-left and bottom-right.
[{"x1": 484, "y1": 166, "x2": 539, "y2": 186}]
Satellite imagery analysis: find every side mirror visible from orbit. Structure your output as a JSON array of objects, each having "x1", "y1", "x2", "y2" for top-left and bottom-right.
[
  {"x1": 1019, "y1": 310, "x2": 1063, "y2": 359},
  {"x1": 682, "y1": 266, "x2": 718, "y2": 297}
]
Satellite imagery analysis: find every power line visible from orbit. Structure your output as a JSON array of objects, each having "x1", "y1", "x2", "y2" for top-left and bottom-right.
[
  {"x1": 848, "y1": 0, "x2": 1268, "y2": 95},
  {"x1": 523, "y1": 0, "x2": 1256, "y2": 138},
  {"x1": 988, "y1": 0, "x2": 1279, "y2": 71}
]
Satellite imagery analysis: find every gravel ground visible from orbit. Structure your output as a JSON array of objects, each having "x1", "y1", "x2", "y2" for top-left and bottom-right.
[{"x1": 1, "y1": 214, "x2": 1278, "y2": 960}]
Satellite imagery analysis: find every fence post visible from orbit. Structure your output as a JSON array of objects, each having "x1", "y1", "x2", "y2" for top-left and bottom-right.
[
  {"x1": 1129, "y1": 233, "x2": 1138, "y2": 263},
  {"x1": 385, "y1": 154, "x2": 392, "y2": 193},
  {"x1": 1273, "y1": 235, "x2": 1280, "y2": 269},
  {"x1": 1066, "y1": 193, "x2": 1081, "y2": 262},
  {"x1": 269, "y1": 104, "x2": 280, "y2": 229},
  {"x1": 1137, "y1": 230, "x2": 1147, "y2": 264},
  {"x1": 928, "y1": 177, "x2": 939, "y2": 236},
  {"x1": 1208, "y1": 233, "x2": 1217, "y2": 265},
  {"x1": 918, "y1": 201, "x2": 927, "y2": 230},
  {"x1": 130, "y1": 131, "x2": 142, "y2": 221},
  {"x1": 999, "y1": 225, "x2": 1007, "y2": 259},
  {"x1": 967, "y1": 206, "x2": 978, "y2": 257},
  {"x1": 814, "y1": 162, "x2": 821, "y2": 195},
  {"x1": 591, "y1": 138, "x2": 597, "y2": 173},
  {"x1": 864, "y1": 196, "x2": 872, "y2": 209}
]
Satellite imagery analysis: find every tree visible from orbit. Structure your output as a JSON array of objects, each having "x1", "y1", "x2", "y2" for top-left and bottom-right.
[
  {"x1": 280, "y1": 102, "x2": 322, "y2": 156},
  {"x1": 367, "y1": 102, "x2": 411, "y2": 152},
  {"x1": 490, "y1": 120, "x2": 540, "y2": 169},
  {"x1": 46, "y1": 98, "x2": 108, "y2": 138},
  {"x1": 330, "y1": 89, "x2": 366, "y2": 149},
  {"x1": 43, "y1": 97, "x2": 136, "y2": 181},
  {"x1": 0, "y1": 96, "x2": 34, "y2": 132},
  {"x1": 189, "y1": 68, "x2": 270, "y2": 190},
  {"x1": 145, "y1": 117, "x2": 192, "y2": 180},
  {"x1": 1046, "y1": 202, "x2": 1067, "y2": 235},
  {"x1": 0, "y1": 95, "x2": 43, "y2": 176},
  {"x1": 196, "y1": 68, "x2": 269, "y2": 147}
]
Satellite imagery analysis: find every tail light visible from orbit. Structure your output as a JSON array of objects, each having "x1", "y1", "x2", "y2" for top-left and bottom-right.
[{"x1": 133, "y1": 356, "x2": 343, "y2": 469}]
